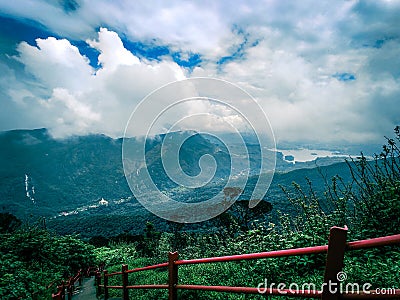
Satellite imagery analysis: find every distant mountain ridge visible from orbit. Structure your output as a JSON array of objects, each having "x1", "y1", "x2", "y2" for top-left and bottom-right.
[
  {"x1": 0, "y1": 128, "x2": 352, "y2": 225},
  {"x1": 0, "y1": 129, "x2": 128, "y2": 217}
]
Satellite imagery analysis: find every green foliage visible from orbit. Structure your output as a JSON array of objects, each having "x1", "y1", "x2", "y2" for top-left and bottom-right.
[
  {"x1": 94, "y1": 242, "x2": 138, "y2": 266},
  {"x1": 345, "y1": 129, "x2": 400, "y2": 237},
  {"x1": 279, "y1": 127, "x2": 400, "y2": 241},
  {"x1": 3, "y1": 128, "x2": 400, "y2": 300},
  {"x1": 212, "y1": 187, "x2": 273, "y2": 236},
  {"x1": 226, "y1": 199, "x2": 273, "y2": 231},
  {"x1": 0, "y1": 225, "x2": 96, "y2": 299},
  {"x1": 0, "y1": 213, "x2": 22, "y2": 233},
  {"x1": 97, "y1": 128, "x2": 400, "y2": 300}
]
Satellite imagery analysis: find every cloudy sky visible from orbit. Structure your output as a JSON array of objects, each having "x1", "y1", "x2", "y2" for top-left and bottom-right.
[{"x1": 0, "y1": 0, "x2": 399, "y2": 146}]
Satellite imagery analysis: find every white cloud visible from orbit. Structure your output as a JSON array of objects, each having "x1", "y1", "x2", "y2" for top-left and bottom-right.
[
  {"x1": 40, "y1": 88, "x2": 101, "y2": 136},
  {"x1": 1, "y1": 0, "x2": 400, "y2": 144},
  {"x1": 210, "y1": 36, "x2": 400, "y2": 143},
  {"x1": 87, "y1": 28, "x2": 140, "y2": 70},
  {"x1": 7, "y1": 29, "x2": 186, "y2": 138},
  {"x1": 16, "y1": 37, "x2": 93, "y2": 91}
]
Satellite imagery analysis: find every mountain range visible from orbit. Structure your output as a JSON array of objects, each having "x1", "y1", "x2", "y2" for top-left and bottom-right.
[{"x1": 0, "y1": 128, "x2": 357, "y2": 236}]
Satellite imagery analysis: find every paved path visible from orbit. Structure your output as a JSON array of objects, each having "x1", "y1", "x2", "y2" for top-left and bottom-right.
[
  {"x1": 73, "y1": 277, "x2": 121, "y2": 300},
  {"x1": 73, "y1": 277, "x2": 98, "y2": 300}
]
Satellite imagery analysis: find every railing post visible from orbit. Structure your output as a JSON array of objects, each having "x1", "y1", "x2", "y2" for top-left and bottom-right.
[
  {"x1": 60, "y1": 281, "x2": 65, "y2": 300},
  {"x1": 168, "y1": 252, "x2": 179, "y2": 300},
  {"x1": 103, "y1": 270, "x2": 109, "y2": 300},
  {"x1": 52, "y1": 283, "x2": 64, "y2": 300},
  {"x1": 122, "y1": 264, "x2": 129, "y2": 300},
  {"x1": 96, "y1": 271, "x2": 102, "y2": 295},
  {"x1": 322, "y1": 226, "x2": 348, "y2": 300},
  {"x1": 67, "y1": 277, "x2": 73, "y2": 300},
  {"x1": 78, "y1": 269, "x2": 82, "y2": 285}
]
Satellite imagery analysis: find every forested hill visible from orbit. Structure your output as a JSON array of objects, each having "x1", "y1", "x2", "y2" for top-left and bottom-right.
[
  {"x1": 45, "y1": 159, "x2": 353, "y2": 238},
  {"x1": 0, "y1": 128, "x2": 351, "y2": 222},
  {"x1": 0, "y1": 128, "x2": 130, "y2": 218}
]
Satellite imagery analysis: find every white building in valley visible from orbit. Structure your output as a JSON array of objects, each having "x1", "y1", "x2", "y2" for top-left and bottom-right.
[{"x1": 99, "y1": 198, "x2": 109, "y2": 206}]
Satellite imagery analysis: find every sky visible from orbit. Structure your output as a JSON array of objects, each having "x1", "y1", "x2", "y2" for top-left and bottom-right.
[{"x1": 0, "y1": 0, "x2": 399, "y2": 146}]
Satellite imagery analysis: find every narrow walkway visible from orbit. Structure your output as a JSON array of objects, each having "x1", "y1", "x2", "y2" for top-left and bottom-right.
[
  {"x1": 73, "y1": 277, "x2": 121, "y2": 300},
  {"x1": 74, "y1": 277, "x2": 97, "y2": 299}
]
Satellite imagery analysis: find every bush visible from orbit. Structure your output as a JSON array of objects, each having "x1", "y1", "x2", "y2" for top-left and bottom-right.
[{"x1": 0, "y1": 226, "x2": 96, "y2": 299}]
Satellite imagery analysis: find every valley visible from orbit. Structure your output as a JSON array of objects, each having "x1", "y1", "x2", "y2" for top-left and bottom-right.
[{"x1": 0, "y1": 128, "x2": 361, "y2": 237}]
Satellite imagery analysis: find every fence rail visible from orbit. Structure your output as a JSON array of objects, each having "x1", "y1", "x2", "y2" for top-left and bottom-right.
[
  {"x1": 96, "y1": 226, "x2": 400, "y2": 300},
  {"x1": 50, "y1": 266, "x2": 99, "y2": 300},
  {"x1": 51, "y1": 269, "x2": 82, "y2": 300}
]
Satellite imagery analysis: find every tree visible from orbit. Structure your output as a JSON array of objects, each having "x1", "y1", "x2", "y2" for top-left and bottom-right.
[
  {"x1": 230, "y1": 199, "x2": 273, "y2": 231},
  {"x1": 0, "y1": 213, "x2": 21, "y2": 233},
  {"x1": 88, "y1": 235, "x2": 110, "y2": 247},
  {"x1": 141, "y1": 221, "x2": 160, "y2": 257}
]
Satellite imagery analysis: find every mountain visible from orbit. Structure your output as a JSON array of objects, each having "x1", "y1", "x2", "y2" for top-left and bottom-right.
[
  {"x1": 0, "y1": 129, "x2": 130, "y2": 217},
  {"x1": 142, "y1": 131, "x2": 232, "y2": 190},
  {"x1": 0, "y1": 129, "x2": 237, "y2": 218},
  {"x1": 0, "y1": 128, "x2": 355, "y2": 236}
]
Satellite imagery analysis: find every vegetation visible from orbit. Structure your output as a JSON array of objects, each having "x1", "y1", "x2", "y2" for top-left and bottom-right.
[
  {"x1": 0, "y1": 219, "x2": 96, "y2": 299},
  {"x1": 100, "y1": 128, "x2": 400, "y2": 299},
  {"x1": 0, "y1": 128, "x2": 399, "y2": 299}
]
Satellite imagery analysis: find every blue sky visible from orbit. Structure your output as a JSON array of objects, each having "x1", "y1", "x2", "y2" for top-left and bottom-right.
[{"x1": 0, "y1": 0, "x2": 399, "y2": 145}]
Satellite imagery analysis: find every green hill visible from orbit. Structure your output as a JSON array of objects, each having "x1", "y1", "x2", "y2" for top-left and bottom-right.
[{"x1": 0, "y1": 128, "x2": 354, "y2": 237}]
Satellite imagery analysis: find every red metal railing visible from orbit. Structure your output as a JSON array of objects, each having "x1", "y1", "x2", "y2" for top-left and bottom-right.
[
  {"x1": 98, "y1": 226, "x2": 400, "y2": 300},
  {"x1": 52, "y1": 269, "x2": 83, "y2": 300},
  {"x1": 50, "y1": 265, "x2": 101, "y2": 299}
]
